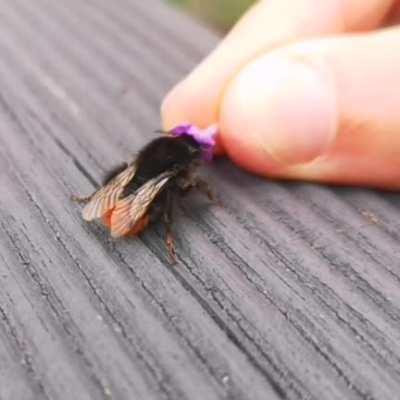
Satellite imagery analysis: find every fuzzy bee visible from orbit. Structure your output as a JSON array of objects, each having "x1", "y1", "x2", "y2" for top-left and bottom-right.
[{"x1": 72, "y1": 124, "x2": 217, "y2": 261}]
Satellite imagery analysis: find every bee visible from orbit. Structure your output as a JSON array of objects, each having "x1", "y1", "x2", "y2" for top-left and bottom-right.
[{"x1": 72, "y1": 124, "x2": 218, "y2": 261}]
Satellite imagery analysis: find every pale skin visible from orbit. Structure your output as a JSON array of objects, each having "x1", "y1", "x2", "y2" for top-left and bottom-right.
[{"x1": 162, "y1": 0, "x2": 400, "y2": 190}]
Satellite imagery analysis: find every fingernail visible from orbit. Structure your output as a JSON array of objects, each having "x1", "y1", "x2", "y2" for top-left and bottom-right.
[{"x1": 220, "y1": 51, "x2": 338, "y2": 165}]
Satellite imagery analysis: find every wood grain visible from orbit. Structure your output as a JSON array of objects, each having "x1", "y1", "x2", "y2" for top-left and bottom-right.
[{"x1": 0, "y1": 1, "x2": 400, "y2": 399}]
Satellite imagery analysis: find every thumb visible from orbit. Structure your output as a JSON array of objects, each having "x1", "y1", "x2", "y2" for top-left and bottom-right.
[{"x1": 220, "y1": 27, "x2": 400, "y2": 189}]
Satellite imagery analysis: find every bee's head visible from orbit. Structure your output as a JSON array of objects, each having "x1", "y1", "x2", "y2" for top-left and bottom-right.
[{"x1": 170, "y1": 124, "x2": 217, "y2": 162}]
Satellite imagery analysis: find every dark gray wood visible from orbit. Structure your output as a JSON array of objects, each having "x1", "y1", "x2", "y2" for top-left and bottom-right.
[{"x1": 0, "y1": 1, "x2": 400, "y2": 399}]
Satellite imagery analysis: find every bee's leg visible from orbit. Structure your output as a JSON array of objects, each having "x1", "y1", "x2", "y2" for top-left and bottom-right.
[
  {"x1": 71, "y1": 193, "x2": 93, "y2": 204},
  {"x1": 163, "y1": 191, "x2": 176, "y2": 263},
  {"x1": 176, "y1": 177, "x2": 193, "y2": 197},
  {"x1": 71, "y1": 162, "x2": 129, "y2": 204},
  {"x1": 193, "y1": 178, "x2": 215, "y2": 202},
  {"x1": 177, "y1": 176, "x2": 213, "y2": 199}
]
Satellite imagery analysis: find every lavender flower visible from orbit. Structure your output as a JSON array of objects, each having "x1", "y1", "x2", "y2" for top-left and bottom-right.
[{"x1": 170, "y1": 123, "x2": 218, "y2": 161}]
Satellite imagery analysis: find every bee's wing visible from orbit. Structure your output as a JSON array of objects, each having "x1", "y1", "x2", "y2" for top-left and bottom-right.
[
  {"x1": 82, "y1": 163, "x2": 137, "y2": 221},
  {"x1": 110, "y1": 171, "x2": 174, "y2": 238}
]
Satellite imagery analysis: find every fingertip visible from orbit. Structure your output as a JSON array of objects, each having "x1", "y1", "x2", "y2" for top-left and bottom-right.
[
  {"x1": 161, "y1": 81, "x2": 191, "y2": 130},
  {"x1": 212, "y1": 134, "x2": 225, "y2": 156},
  {"x1": 161, "y1": 69, "x2": 227, "y2": 157},
  {"x1": 220, "y1": 49, "x2": 338, "y2": 173}
]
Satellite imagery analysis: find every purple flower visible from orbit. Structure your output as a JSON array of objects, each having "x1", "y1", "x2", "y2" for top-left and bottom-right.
[{"x1": 171, "y1": 123, "x2": 218, "y2": 161}]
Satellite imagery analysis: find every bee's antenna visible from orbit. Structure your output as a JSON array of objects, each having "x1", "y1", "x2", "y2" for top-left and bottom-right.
[{"x1": 154, "y1": 129, "x2": 170, "y2": 135}]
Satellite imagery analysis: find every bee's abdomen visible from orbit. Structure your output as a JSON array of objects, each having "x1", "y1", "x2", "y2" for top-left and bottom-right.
[{"x1": 101, "y1": 208, "x2": 150, "y2": 236}]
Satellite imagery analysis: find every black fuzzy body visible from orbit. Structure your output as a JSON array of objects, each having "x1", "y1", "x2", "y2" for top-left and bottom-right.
[
  {"x1": 100, "y1": 135, "x2": 204, "y2": 231},
  {"x1": 77, "y1": 134, "x2": 213, "y2": 261},
  {"x1": 121, "y1": 135, "x2": 202, "y2": 197}
]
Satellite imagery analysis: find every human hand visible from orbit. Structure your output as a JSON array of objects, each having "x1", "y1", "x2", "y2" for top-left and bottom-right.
[{"x1": 162, "y1": 0, "x2": 400, "y2": 189}]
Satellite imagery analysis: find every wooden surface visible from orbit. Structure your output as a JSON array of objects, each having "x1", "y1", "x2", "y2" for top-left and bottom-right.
[{"x1": 1, "y1": 1, "x2": 400, "y2": 399}]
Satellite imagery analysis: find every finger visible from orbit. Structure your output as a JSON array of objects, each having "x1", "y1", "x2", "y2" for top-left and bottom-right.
[
  {"x1": 386, "y1": 2, "x2": 400, "y2": 25},
  {"x1": 162, "y1": 0, "x2": 395, "y2": 131},
  {"x1": 220, "y1": 27, "x2": 400, "y2": 189}
]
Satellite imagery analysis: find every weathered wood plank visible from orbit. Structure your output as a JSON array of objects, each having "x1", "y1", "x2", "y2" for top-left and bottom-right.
[{"x1": 0, "y1": 1, "x2": 400, "y2": 399}]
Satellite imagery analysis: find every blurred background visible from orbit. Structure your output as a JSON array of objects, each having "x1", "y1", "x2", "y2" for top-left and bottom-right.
[{"x1": 168, "y1": 0, "x2": 255, "y2": 31}]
